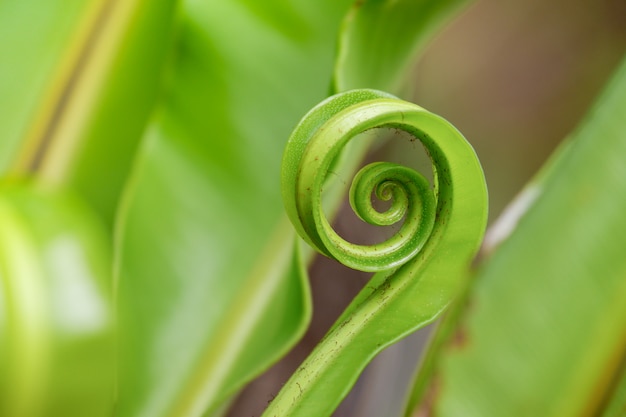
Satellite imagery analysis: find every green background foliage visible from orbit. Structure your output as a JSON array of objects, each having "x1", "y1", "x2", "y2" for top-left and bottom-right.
[{"x1": 0, "y1": 0, "x2": 624, "y2": 416}]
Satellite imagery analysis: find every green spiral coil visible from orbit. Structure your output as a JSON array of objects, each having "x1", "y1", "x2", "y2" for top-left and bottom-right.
[{"x1": 268, "y1": 89, "x2": 488, "y2": 417}]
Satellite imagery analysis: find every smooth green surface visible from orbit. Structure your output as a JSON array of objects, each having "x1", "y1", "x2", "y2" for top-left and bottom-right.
[
  {"x1": 603, "y1": 366, "x2": 626, "y2": 417},
  {"x1": 0, "y1": 0, "x2": 176, "y2": 224},
  {"x1": 0, "y1": 184, "x2": 114, "y2": 417},
  {"x1": 264, "y1": 90, "x2": 488, "y2": 417},
  {"x1": 431, "y1": 58, "x2": 626, "y2": 417},
  {"x1": 115, "y1": 1, "x2": 353, "y2": 416},
  {"x1": 0, "y1": 0, "x2": 90, "y2": 171}
]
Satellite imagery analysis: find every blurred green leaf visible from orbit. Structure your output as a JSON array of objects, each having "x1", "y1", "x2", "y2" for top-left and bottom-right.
[
  {"x1": 0, "y1": 1, "x2": 90, "y2": 172},
  {"x1": 0, "y1": 184, "x2": 114, "y2": 417},
  {"x1": 1, "y1": 1, "x2": 184, "y2": 414},
  {"x1": 426, "y1": 57, "x2": 626, "y2": 416},
  {"x1": 115, "y1": 1, "x2": 354, "y2": 415},
  {"x1": 1, "y1": 0, "x2": 177, "y2": 224}
]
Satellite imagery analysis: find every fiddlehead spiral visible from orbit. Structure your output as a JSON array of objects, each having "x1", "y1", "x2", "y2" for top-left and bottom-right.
[
  {"x1": 282, "y1": 89, "x2": 442, "y2": 272},
  {"x1": 269, "y1": 89, "x2": 487, "y2": 417}
]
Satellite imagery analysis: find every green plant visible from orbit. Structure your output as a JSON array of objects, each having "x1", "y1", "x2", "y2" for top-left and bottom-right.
[
  {"x1": 268, "y1": 88, "x2": 487, "y2": 416},
  {"x1": 1, "y1": 0, "x2": 624, "y2": 416}
]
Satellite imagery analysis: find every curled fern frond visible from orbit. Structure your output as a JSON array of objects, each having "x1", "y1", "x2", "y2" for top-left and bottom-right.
[{"x1": 268, "y1": 89, "x2": 488, "y2": 417}]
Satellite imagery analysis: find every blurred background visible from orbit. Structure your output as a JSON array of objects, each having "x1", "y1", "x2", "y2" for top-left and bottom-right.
[{"x1": 227, "y1": 0, "x2": 626, "y2": 415}]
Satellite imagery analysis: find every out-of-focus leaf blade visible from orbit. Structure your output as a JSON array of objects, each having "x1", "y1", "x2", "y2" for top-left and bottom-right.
[
  {"x1": 0, "y1": 184, "x2": 114, "y2": 417},
  {"x1": 0, "y1": 1, "x2": 91, "y2": 171},
  {"x1": 428, "y1": 57, "x2": 626, "y2": 416},
  {"x1": 115, "y1": 1, "x2": 352, "y2": 415},
  {"x1": 1, "y1": 0, "x2": 177, "y2": 224},
  {"x1": 1, "y1": 2, "x2": 175, "y2": 414},
  {"x1": 335, "y1": 0, "x2": 469, "y2": 93},
  {"x1": 52, "y1": 0, "x2": 179, "y2": 224}
]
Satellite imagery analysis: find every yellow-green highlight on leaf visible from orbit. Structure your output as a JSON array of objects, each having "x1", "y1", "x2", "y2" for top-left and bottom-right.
[
  {"x1": 0, "y1": 183, "x2": 114, "y2": 417},
  {"x1": 429, "y1": 57, "x2": 626, "y2": 417},
  {"x1": 264, "y1": 89, "x2": 487, "y2": 417}
]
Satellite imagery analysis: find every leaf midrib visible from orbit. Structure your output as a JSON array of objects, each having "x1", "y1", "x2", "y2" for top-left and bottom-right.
[{"x1": 12, "y1": 0, "x2": 132, "y2": 181}]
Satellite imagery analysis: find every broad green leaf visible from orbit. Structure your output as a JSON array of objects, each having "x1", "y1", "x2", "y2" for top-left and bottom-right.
[
  {"x1": 115, "y1": 1, "x2": 353, "y2": 415},
  {"x1": 427, "y1": 57, "x2": 626, "y2": 416},
  {"x1": 0, "y1": 183, "x2": 113, "y2": 417},
  {"x1": 1, "y1": 0, "x2": 177, "y2": 224}
]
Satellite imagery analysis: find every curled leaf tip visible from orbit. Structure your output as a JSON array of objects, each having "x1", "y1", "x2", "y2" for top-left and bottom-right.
[
  {"x1": 282, "y1": 88, "x2": 484, "y2": 273},
  {"x1": 272, "y1": 89, "x2": 487, "y2": 417}
]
